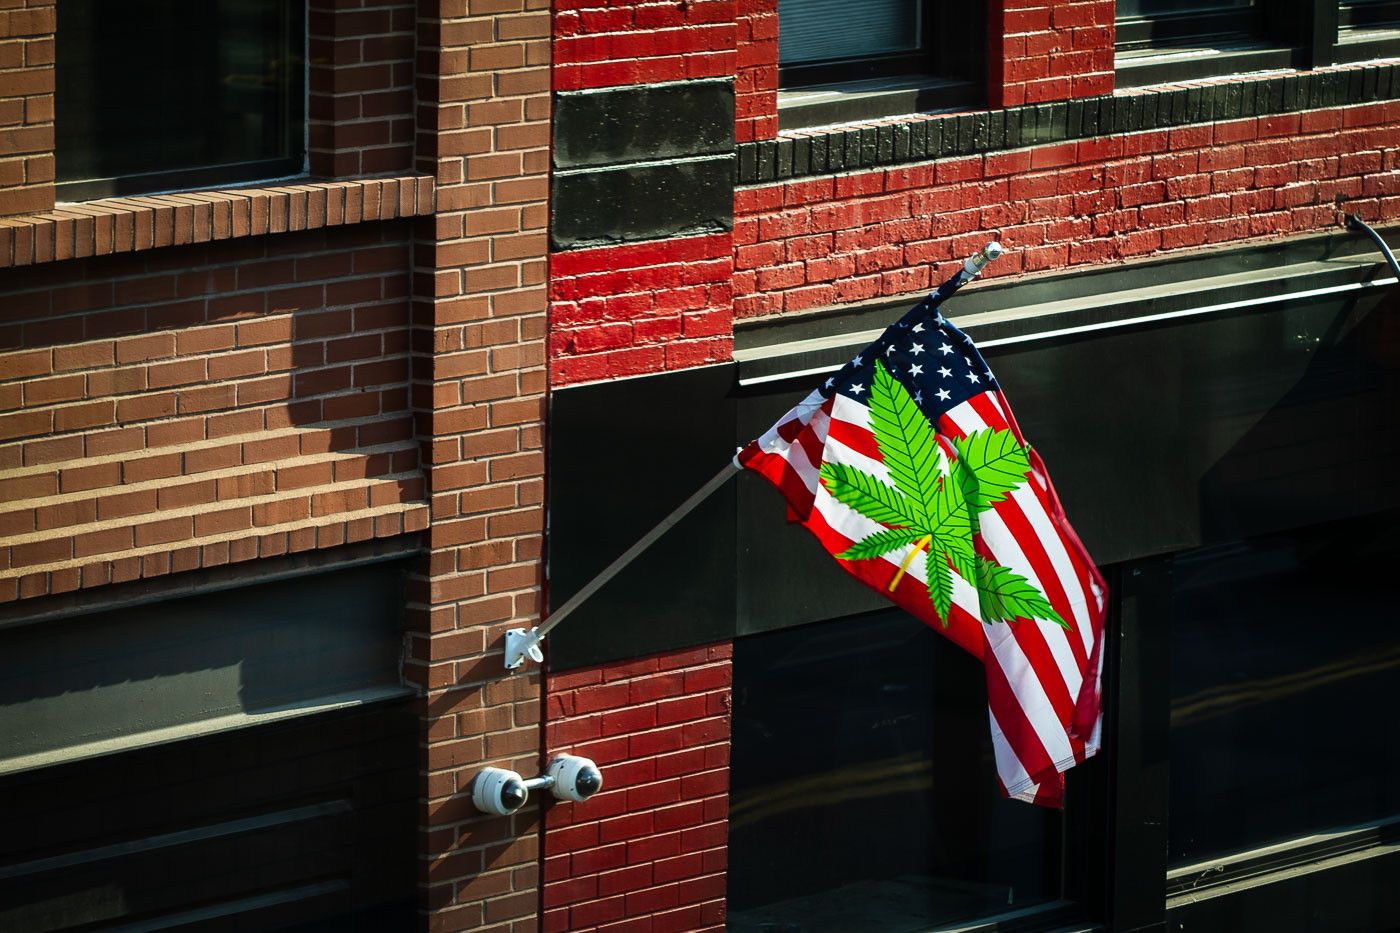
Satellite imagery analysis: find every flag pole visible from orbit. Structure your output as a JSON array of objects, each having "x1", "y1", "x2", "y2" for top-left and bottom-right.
[
  {"x1": 1345, "y1": 213, "x2": 1400, "y2": 281},
  {"x1": 503, "y1": 240, "x2": 1005, "y2": 671},
  {"x1": 504, "y1": 460, "x2": 741, "y2": 669}
]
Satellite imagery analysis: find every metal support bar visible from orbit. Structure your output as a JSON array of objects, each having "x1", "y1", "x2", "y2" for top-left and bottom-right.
[
  {"x1": 504, "y1": 460, "x2": 741, "y2": 669},
  {"x1": 503, "y1": 241, "x2": 1004, "y2": 671},
  {"x1": 1346, "y1": 214, "x2": 1400, "y2": 282}
]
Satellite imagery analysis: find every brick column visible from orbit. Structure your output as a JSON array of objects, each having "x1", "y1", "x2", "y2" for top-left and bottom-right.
[
  {"x1": 0, "y1": 0, "x2": 54, "y2": 217},
  {"x1": 308, "y1": 0, "x2": 417, "y2": 177},
  {"x1": 735, "y1": 0, "x2": 777, "y2": 143},
  {"x1": 410, "y1": 0, "x2": 551, "y2": 930}
]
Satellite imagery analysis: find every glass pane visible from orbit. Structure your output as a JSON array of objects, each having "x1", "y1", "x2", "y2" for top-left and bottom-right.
[
  {"x1": 57, "y1": 0, "x2": 304, "y2": 189},
  {"x1": 1118, "y1": 0, "x2": 1250, "y2": 17},
  {"x1": 728, "y1": 611, "x2": 1061, "y2": 932},
  {"x1": 778, "y1": 0, "x2": 919, "y2": 65},
  {"x1": 1169, "y1": 510, "x2": 1400, "y2": 865}
]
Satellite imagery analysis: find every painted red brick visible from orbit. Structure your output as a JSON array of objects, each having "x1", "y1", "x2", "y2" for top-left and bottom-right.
[{"x1": 544, "y1": 645, "x2": 731, "y2": 933}]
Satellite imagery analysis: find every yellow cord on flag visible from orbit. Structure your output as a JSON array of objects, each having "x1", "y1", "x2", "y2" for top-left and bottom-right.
[{"x1": 889, "y1": 535, "x2": 933, "y2": 592}]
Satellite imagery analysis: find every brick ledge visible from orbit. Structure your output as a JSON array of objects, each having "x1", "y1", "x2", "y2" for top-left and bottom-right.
[
  {"x1": 0, "y1": 175, "x2": 436, "y2": 269},
  {"x1": 0, "y1": 502, "x2": 430, "y2": 603}
]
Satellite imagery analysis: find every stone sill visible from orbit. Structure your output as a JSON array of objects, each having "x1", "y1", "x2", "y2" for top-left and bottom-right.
[{"x1": 0, "y1": 174, "x2": 436, "y2": 269}]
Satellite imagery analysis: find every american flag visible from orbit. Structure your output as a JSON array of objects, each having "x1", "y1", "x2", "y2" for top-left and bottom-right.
[{"x1": 738, "y1": 269, "x2": 1107, "y2": 806}]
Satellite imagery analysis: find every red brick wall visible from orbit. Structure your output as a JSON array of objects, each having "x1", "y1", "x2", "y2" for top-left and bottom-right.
[
  {"x1": 734, "y1": 0, "x2": 777, "y2": 143},
  {"x1": 548, "y1": 234, "x2": 734, "y2": 386},
  {"x1": 543, "y1": 645, "x2": 732, "y2": 933},
  {"x1": 553, "y1": 0, "x2": 737, "y2": 91},
  {"x1": 0, "y1": 0, "x2": 54, "y2": 218},
  {"x1": 735, "y1": 103, "x2": 1400, "y2": 318},
  {"x1": 308, "y1": 0, "x2": 417, "y2": 177},
  {"x1": 409, "y1": 0, "x2": 552, "y2": 930},
  {"x1": 992, "y1": 0, "x2": 1115, "y2": 108},
  {"x1": 0, "y1": 223, "x2": 426, "y2": 601}
]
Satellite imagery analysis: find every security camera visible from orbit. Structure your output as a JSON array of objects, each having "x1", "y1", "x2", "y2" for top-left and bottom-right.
[
  {"x1": 472, "y1": 767, "x2": 530, "y2": 816},
  {"x1": 546, "y1": 755, "x2": 603, "y2": 803}
]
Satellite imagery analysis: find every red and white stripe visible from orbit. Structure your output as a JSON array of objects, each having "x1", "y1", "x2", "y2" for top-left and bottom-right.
[{"x1": 739, "y1": 386, "x2": 1107, "y2": 806}]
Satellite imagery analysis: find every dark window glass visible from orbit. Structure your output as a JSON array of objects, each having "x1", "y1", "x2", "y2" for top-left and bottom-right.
[
  {"x1": 57, "y1": 0, "x2": 305, "y2": 199},
  {"x1": 728, "y1": 610, "x2": 1061, "y2": 932},
  {"x1": 1339, "y1": 0, "x2": 1400, "y2": 33},
  {"x1": 778, "y1": 0, "x2": 920, "y2": 66},
  {"x1": 1169, "y1": 510, "x2": 1400, "y2": 865},
  {"x1": 775, "y1": 0, "x2": 984, "y2": 124},
  {"x1": 1115, "y1": 0, "x2": 1261, "y2": 49},
  {"x1": 1118, "y1": 0, "x2": 1251, "y2": 18}
]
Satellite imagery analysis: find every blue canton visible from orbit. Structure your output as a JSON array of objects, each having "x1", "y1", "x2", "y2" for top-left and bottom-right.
[{"x1": 821, "y1": 279, "x2": 998, "y2": 420}]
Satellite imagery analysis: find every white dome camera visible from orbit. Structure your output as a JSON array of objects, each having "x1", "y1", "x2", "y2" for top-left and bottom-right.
[
  {"x1": 472, "y1": 767, "x2": 530, "y2": 816},
  {"x1": 546, "y1": 755, "x2": 603, "y2": 803}
]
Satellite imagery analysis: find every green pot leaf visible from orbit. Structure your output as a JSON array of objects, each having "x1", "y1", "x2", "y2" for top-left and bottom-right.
[
  {"x1": 836, "y1": 527, "x2": 925, "y2": 562},
  {"x1": 820, "y1": 461, "x2": 925, "y2": 531},
  {"x1": 952, "y1": 428, "x2": 1031, "y2": 511},
  {"x1": 977, "y1": 556, "x2": 1070, "y2": 630},
  {"x1": 867, "y1": 361, "x2": 941, "y2": 526}
]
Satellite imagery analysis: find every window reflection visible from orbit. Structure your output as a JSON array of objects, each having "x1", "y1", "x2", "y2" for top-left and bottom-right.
[
  {"x1": 1169, "y1": 510, "x2": 1400, "y2": 865},
  {"x1": 728, "y1": 611, "x2": 1060, "y2": 932}
]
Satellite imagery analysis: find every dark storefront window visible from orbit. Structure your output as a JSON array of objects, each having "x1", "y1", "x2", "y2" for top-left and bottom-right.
[
  {"x1": 1168, "y1": 511, "x2": 1400, "y2": 865},
  {"x1": 57, "y1": 0, "x2": 306, "y2": 200},
  {"x1": 728, "y1": 611, "x2": 1062, "y2": 933}
]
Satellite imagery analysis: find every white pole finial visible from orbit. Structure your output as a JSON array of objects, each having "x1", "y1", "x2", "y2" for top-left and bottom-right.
[{"x1": 959, "y1": 241, "x2": 1003, "y2": 283}]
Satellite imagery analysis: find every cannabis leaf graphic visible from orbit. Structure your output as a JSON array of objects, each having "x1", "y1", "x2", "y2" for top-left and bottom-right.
[{"x1": 818, "y1": 361, "x2": 1068, "y2": 631}]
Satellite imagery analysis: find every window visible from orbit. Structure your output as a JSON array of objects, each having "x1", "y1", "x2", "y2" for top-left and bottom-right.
[
  {"x1": 1335, "y1": 0, "x2": 1400, "y2": 61},
  {"x1": 728, "y1": 610, "x2": 1072, "y2": 933},
  {"x1": 1168, "y1": 513, "x2": 1400, "y2": 866},
  {"x1": 1114, "y1": 0, "x2": 1293, "y2": 87},
  {"x1": 56, "y1": 0, "x2": 306, "y2": 201},
  {"x1": 1116, "y1": 0, "x2": 1400, "y2": 84},
  {"x1": 776, "y1": 0, "x2": 984, "y2": 129}
]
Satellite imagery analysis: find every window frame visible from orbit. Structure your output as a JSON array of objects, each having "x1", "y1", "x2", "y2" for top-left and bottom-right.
[{"x1": 53, "y1": 0, "x2": 309, "y2": 203}]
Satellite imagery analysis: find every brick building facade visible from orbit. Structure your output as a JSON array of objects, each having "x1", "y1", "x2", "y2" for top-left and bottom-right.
[{"x1": 2, "y1": 1, "x2": 1398, "y2": 932}]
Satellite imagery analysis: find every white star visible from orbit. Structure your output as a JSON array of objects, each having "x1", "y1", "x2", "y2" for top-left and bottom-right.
[
  {"x1": 851, "y1": 355, "x2": 863, "y2": 367},
  {"x1": 963, "y1": 357, "x2": 972, "y2": 367},
  {"x1": 966, "y1": 372, "x2": 980, "y2": 383},
  {"x1": 910, "y1": 343, "x2": 924, "y2": 356},
  {"x1": 938, "y1": 366, "x2": 952, "y2": 378},
  {"x1": 909, "y1": 364, "x2": 923, "y2": 376},
  {"x1": 984, "y1": 370, "x2": 993, "y2": 380},
  {"x1": 849, "y1": 383, "x2": 865, "y2": 395},
  {"x1": 911, "y1": 322, "x2": 925, "y2": 333},
  {"x1": 939, "y1": 343, "x2": 953, "y2": 355},
  {"x1": 936, "y1": 388, "x2": 951, "y2": 401},
  {"x1": 885, "y1": 345, "x2": 896, "y2": 356},
  {"x1": 913, "y1": 391, "x2": 923, "y2": 404},
  {"x1": 824, "y1": 377, "x2": 835, "y2": 389},
  {"x1": 935, "y1": 313, "x2": 947, "y2": 325}
]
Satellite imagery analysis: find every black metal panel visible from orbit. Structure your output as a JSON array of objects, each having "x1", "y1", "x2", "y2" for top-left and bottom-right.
[
  {"x1": 546, "y1": 363, "x2": 739, "y2": 669},
  {"x1": 1167, "y1": 847, "x2": 1400, "y2": 933},
  {"x1": 551, "y1": 155, "x2": 735, "y2": 249},
  {"x1": 1105, "y1": 557, "x2": 1172, "y2": 932},
  {"x1": 984, "y1": 286, "x2": 1400, "y2": 565},
  {"x1": 0, "y1": 700, "x2": 417, "y2": 932},
  {"x1": 553, "y1": 79, "x2": 735, "y2": 170}
]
